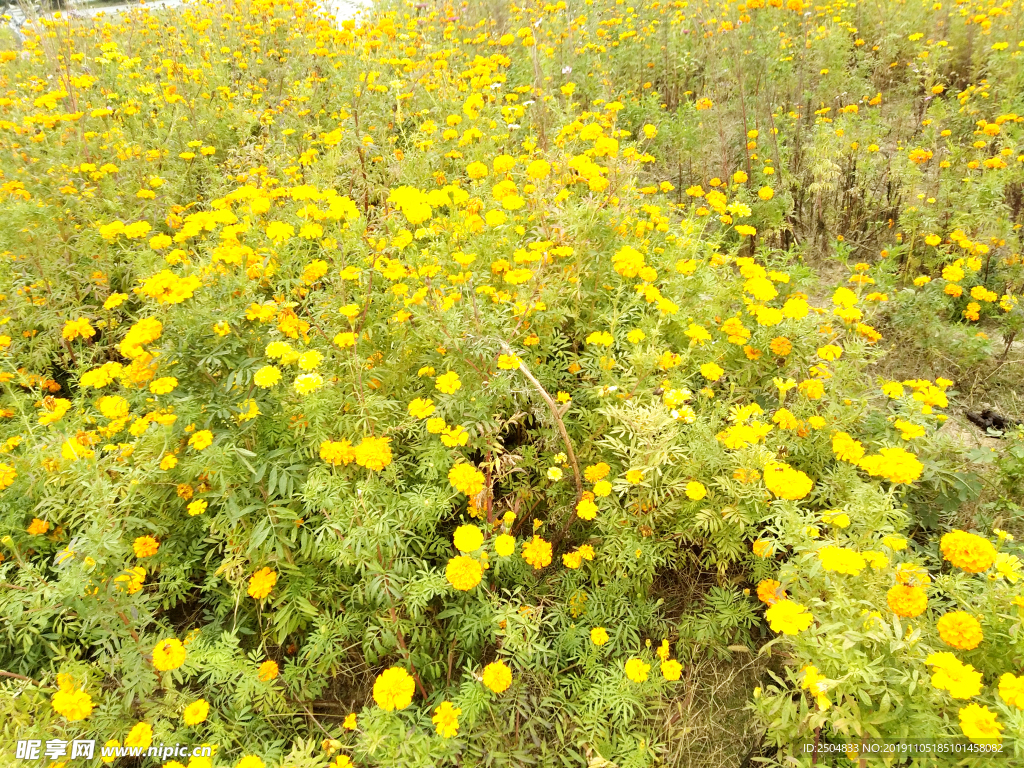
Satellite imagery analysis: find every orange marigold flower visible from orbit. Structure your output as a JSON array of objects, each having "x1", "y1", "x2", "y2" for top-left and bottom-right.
[
  {"x1": 940, "y1": 530, "x2": 996, "y2": 573},
  {"x1": 937, "y1": 611, "x2": 983, "y2": 650},
  {"x1": 133, "y1": 535, "x2": 159, "y2": 558},
  {"x1": 756, "y1": 579, "x2": 786, "y2": 605},
  {"x1": 887, "y1": 584, "x2": 927, "y2": 617}
]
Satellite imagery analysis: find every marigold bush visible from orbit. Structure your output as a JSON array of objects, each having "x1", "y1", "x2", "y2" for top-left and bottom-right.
[{"x1": 1, "y1": 0, "x2": 1023, "y2": 765}]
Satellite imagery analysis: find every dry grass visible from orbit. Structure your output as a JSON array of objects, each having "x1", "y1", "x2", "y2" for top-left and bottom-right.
[{"x1": 656, "y1": 651, "x2": 773, "y2": 768}]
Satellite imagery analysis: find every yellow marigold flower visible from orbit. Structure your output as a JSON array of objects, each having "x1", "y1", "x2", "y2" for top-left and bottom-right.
[
  {"x1": 187, "y1": 500, "x2": 207, "y2": 516},
  {"x1": 0, "y1": 459, "x2": 14, "y2": 492},
  {"x1": 895, "y1": 563, "x2": 930, "y2": 587},
  {"x1": 592, "y1": 480, "x2": 612, "y2": 497},
  {"x1": 152, "y1": 638, "x2": 186, "y2": 671},
  {"x1": 104, "y1": 293, "x2": 128, "y2": 309},
  {"x1": 998, "y1": 673, "x2": 1024, "y2": 709},
  {"x1": 521, "y1": 535, "x2": 552, "y2": 569},
  {"x1": 590, "y1": 627, "x2": 609, "y2": 646},
  {"x1": 124, "y1": 722, "x2": 153, "y2": 751},
  {"x1": 354, "y1": 436, "x2": 392, "y2": 471},
  {"x1": 764, "y1": 599, "x2": 813, "y2": 634},
  {"x1": 801, "y1": 665, "x2": 831, "y2": 710},
  {"x1": 526, "y1": 159, "x2": 551, "y2": 179},
  {"x1": 100, "y1": 739, "x2": 120, "y2": 763},
  {"x1": 570, "y1": 494, "x2": 598, "y2": 521},
  {"x1": 763, "y1": 462, "x2": 813, "y2": 500},
  {"x1": 320, "y1": 440, "x2": 356, "y2": 466},
  {"x1": 613, "y1": 245, "x2": 645, "y2": 278},
  {"x1": 624, "y1": 657, "x2": 651, "y2": 683},
  {"x1": 887, "y1": 584, "x2": 927, "y2": 617},
  {"x1": 882, "y1": 535, "x2": 908, "y2": 551},
  {"x1": 504, "y1": 268, "x2": 533, "y2": 284},
  {"x1": 373, "y1": 667, "x2": 415, "y2": 711},
  {"x1": 52, "y1": 687, "x2": 94, "y2": 721},
  {"x1": 927, "y1": 653, "x2": 983, "y2": 699},
  {"x1": 446, "y1": 556, "x2": 483, "y2": 590},
  {"x1": 467, "y1": 161, "x2": 488, "y2": 179},
  {"x1": 831, "y1": 431, "x2": 865, "y2": 462},
  {"x1": 818, "y1": 545, "x2": 866, "y2": 576},
  {"x1": 440, "y1": 425, "x2": 469, "y2": 447},
  {"x1": 584, "y1": 463, "x2": 610, "y2": 482},
  {"x1": 298, "y1": 351, "x2": 323, "y2": 371},
  {"x1": 940, "y1": 530, "x2": 996, "y2": 573},
  {"x1": 183, "y1": 699, "x2": 209, "y2": 726},
  {"x1": 754, "y1": 306, "x2": 784, "y2": 326},
  {"x1": 408, "y1": 398, "x2": 435, "y2": 419},
  {"x1": 625, "y1": 469, "x2": 643, "y2": 484},
  {"x1": 453, "y1": 524, "x2": 484, "y2": 553},
  {"x1": 62, "y1": 436, "x2": 95, "y2": 462},
  {"x1": 959, "y1": 703, "x2": 1003, "y2": 744},
  {"x1": 449, "y1": 463, "x2": 485, "y2": 495},
  {"x1": 253, "y1": 365, "x2": 281, "y2": 388},
  {"x1": 343, "y1": 712, "x2": 357, "y2": 730},
  {"x1": 149, "y1": 376, "x2": 177, "y2": 394},
  {"x1": 133, "y1": 535, "x2": 159, "y2": 558},
  {"x1": 700, "y1": 362, "x2": 724, "y2": 381},
  {"x1": 798, "y1": 379, "x2": 825, "y2": 399},
  {"x1": 482, "y1": 660, "x2": 513, "y2": 693},
  {"x1": 257, "y1": 660, "x2": 279, "y2": 681},
  {"x1": 432, "y1": 701, "x2": 461, "y2": 738},
  {"x1": 334, "y1": 332, "x2": 356, "y2": 348},
  {"x1": 858, "y1": 447, "x2": 923, "y2": 484},
  {"x1": 435, "y1": 371, "x2": 462, "y2": 394},
  {"x1": 817, "y1": 344, "x2": 843, "y2": 361},
  {"x1": 63, "y1": 318, "x2": 96, "y2": 342},
  {"x1": 188, "y1": 430, "x2": 213, "y2": 451},
  {"x1": 937, "y1": 612, "x2": 983, "y2": 650},
  {"x1": 752, "y1": 539, "x2": 774, "y2": 558},
  {"x1": 113, "y1": 566, "x2": 146, "y2": 595},
  {"x1": 247, "y1": 567, "x2": 278, "y2": 599},
  {"x1": 993, "y1": 552, "x2": 1022, "y2": 583},
  {"x1": 497, "y1": 354, "x2": 521, "y2": 370},
  {"x1": 494, "y1": 534, "x2": 516, "y2": 557},
  {"x1": 293, "y1": 373, "x2": 323, "y2": 395},
  {"x1": 743, "y1": 277, "x2": 777, "y2": 302},
  {"x1": 661, "y1": 659, "x2": 683, "y2": 681},
  {"x1": 685, "y1": 481, "x2": 707, "y2": 500},
  {"x1": 97, "y1": 395, "x2": 129, "y2": 421}
]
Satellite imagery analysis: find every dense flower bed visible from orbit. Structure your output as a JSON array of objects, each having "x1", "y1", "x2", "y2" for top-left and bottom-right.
[{"x1": 1, "y1": 0, "x2": 1023, "y2": 765}]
